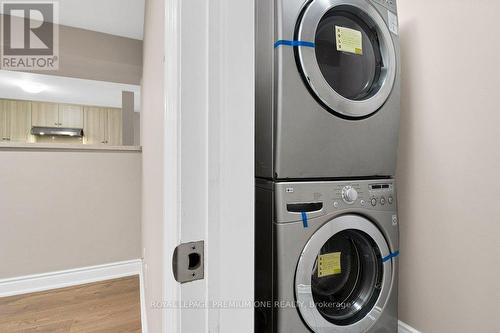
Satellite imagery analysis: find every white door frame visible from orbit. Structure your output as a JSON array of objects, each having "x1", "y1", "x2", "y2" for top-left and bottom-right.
[
  {"x1": 163, "y1": 0, "x2": 255, "y2": 332},
  {"x1": 163, "y1": 0, "x2": 181, "y2": 331}
]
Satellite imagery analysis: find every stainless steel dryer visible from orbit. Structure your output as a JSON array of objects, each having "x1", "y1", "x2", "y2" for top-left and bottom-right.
[
  {"x1": 255, "y1": 179, "x2": 399, "y2": 332},
  {"x1": 256, "y1": 0, "x2": 401, "y2": 179}
]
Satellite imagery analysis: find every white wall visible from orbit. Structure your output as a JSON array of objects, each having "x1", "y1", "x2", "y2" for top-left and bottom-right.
[
  {"x1": 0, "y1": 149, "x2": 142, "y2": 279},
  {"x1": 397, "y1": 1, "x2": 500, "y2": 331}
]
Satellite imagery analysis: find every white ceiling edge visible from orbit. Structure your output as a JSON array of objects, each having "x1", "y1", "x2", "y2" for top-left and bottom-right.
[
  {"x1": 0, "y1": 0, "x2": 145, "y2": 40},
  {"x1": 0, "y1": 70, "x2": 141, "y2": 111}
]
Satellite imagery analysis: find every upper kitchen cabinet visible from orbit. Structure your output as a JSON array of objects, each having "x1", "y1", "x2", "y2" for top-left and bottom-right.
[
  {"x1": 84, "y1": 107, "x2": 122, "y2": 145},
  {"x1": 0, "y1": 103, "x2": 6, "y2": 141},
  {"x1": 31, "y1": 102, "x2": 59, "y2": 127},
  {"x1": 8, "y1": 101, "x2": 32, "y2": 141},
  {"x1": 59, "y1": 104, "x2": 84, "y2": 128},
  {"x1": 0, "y1": 99, "x2": 32, "y2": 142},
  {"x1": 32, "y1": 102, "x2": 83, "y2": 128},
  {"x1": 84, "y1": 107, "x2": 107, "y2": 144},
  {"x1": 106, "y1": 108, "x2": 122, "y2": 146}
]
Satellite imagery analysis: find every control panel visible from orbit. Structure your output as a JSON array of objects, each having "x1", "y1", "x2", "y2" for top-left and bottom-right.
[
  {"x1": 332, "y1": 182, "x2": 395, "y2": 211},
  {"x1": 368, "y1": 183, "x2": 395, "y2": 208},
  {"x1": 275, "y1": 180, "x2": 397, "y2": 223}
]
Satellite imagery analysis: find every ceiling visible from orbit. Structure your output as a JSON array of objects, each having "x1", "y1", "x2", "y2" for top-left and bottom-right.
[
  {"x1": 1, "y1": 0, "x2": 145, "y2": 40},
  {"x1": 57, "y1": 0, "x2": 145, "y2": 40}
]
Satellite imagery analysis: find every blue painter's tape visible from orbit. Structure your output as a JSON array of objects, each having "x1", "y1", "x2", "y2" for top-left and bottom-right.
[
  {"x1": 301, "y1": 211, "x2": 308, "y2": 228},
  {"x1": 274, "y1": 40, "x2": 315, "y2": 48},
  {"x1": 382, "y1": 250, "x2": 400, "y2": 263}
]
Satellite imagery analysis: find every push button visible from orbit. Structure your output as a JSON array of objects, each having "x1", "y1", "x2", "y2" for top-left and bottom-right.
[
  {"x1": 388, "y1": 196, "x2": 394, "y2": 204},
  {"x1": 371, "y1": 198, "x2": 377, "y2": 206},
  {"x1": 380, "y1": 197, "x2": 386, "y2": 205}
]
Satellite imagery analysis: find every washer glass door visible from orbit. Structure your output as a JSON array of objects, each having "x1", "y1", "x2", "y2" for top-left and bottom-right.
[
  {"x1": 296, "y1": 0, "x2": 396, "y2": 118},
  {"x1": 295, "y1": 215, "x2": 393, "y2": 333},
  {"x1": 311, "y1": 229, "x2": 382, "y2": 325}
]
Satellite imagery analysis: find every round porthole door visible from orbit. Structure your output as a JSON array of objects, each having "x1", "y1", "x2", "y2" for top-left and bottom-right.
[
  {"x1": 295, "y1": 215, "x2": 393, "y2": 333},
  {"x1": 296, "y1": 0, "x2": 397, "y2": 119}
]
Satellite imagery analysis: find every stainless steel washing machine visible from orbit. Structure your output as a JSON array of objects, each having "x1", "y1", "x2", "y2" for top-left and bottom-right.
[
  {"x1": 255, "y1": 179, "x2": 399, "y2": 332},
  {"x1": 256, "y1": 0, "x2": 401, "y2": 179}
]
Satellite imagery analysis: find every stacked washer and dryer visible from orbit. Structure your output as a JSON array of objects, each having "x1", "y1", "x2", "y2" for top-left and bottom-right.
[{"x1": 255, "y1": 0, "x2": 401, "y2": 332}]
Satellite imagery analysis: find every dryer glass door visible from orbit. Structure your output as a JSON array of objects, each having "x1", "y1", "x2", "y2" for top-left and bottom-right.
[
  {"x1": 296, "y1": 0, "x2": 397, "y2": 118},
  {"x1": 315, "y1": 10, "x2": 383, "y2": 101},
  {"x1": 295, "y1": 215, "x2": 393, "y2": 332}
]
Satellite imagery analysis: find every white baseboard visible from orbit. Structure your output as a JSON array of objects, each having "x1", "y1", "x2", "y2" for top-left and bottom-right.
[
  {"x1": 399, "y1": 320, "x2": 422, "y2": 333},
  {"x1": 0, "y1": 259, "x2": 142, "y2": 298}
]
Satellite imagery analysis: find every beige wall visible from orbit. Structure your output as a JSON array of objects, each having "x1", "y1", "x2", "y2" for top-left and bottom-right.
[
  {"x1": 0, "y1": 14, "x2": 143, "y2": 85},
  {"x1": 54, "y1": 24, "x2": 143, "y2": 85},
  {"x1": 141, "y1": 0, "x2": 165, "y2": 331},
  {"x1": 397, "y1": 1, "x2": 500, "y2": 331},
  {"x1": 0, "y1": 149, "x2": 141, "y2": 278}
]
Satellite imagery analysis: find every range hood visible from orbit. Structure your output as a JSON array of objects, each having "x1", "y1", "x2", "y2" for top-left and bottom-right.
[{"x1": 31, "y1": 126, "x2": 84, "y2": 137}]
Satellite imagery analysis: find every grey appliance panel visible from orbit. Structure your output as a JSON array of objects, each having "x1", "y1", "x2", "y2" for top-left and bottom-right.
[
  {"x1": 274, "y1": 219, "x2": 398, "y2": 333},
  {"x1": 275, "y1": 36, "x2": 401, "y2": 179},
  {"x1": 255, "y1": 178, "x2": 399, "y2": 332},
  {"x1": 255, "y1": 179, "x2": 275, "y2": 333},
  {"x1": 255, "y1": 0, "x2": 401, "y2": 179},
  {"x1": 255, "y1": 0, "x2": 275, "y2": 178}
]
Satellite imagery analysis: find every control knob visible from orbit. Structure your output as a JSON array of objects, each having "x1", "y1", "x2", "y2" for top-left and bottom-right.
[{"x1": 342, "y1": 186, "x2": 358, "y2": 204}]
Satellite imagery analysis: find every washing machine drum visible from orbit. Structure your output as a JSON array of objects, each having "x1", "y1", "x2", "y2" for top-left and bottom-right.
[
  {"x1": 310, "y1": 230, "x2": 383, "y2": 325},
  {"x1": 295, "y1": 215, "x2": 393, "y2": 333},
  {"x1": 296, "y1": 0, "x2": 397, "y2": 119}
]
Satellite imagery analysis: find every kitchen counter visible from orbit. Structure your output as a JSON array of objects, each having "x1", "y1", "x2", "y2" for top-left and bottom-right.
[{"x1": 0, "y1": 142, "x2": 142, "y2": 152}]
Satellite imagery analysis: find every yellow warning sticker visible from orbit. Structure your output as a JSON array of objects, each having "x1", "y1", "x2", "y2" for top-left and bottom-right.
[
  {"x1": 318, "y1": 252, "x2": 342, "y2": 277},
  {"x1": 335, "y1": 26, "x2": 363, "y2": 55}
]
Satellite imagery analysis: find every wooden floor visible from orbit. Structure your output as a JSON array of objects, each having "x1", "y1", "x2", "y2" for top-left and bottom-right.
[{"x1": 0, "y1": 276, "x2": 142, "y2": 333}]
